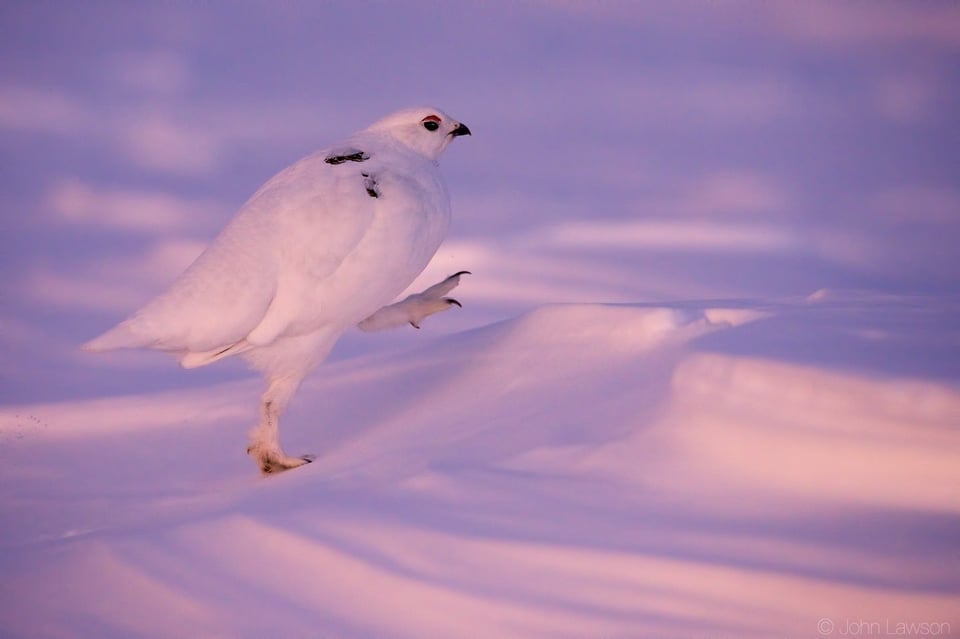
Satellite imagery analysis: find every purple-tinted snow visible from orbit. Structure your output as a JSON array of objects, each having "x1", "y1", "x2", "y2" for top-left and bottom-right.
[{"x1": 0, "y1": 3, "x2": 958, "y2": 638}]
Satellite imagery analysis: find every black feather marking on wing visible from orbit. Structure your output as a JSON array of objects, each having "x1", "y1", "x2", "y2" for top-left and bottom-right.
[
  {"x1": 324, "y1": 150, "x2": 370, "y2": 165},
  {"x1": 361, "y1": 172, "x2": 380, "y2": 198}
]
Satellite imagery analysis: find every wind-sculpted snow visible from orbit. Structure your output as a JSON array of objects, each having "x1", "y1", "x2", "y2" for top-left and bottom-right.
[{"x1": 0, "y1": 301, "x2": 957, "y2": 638}]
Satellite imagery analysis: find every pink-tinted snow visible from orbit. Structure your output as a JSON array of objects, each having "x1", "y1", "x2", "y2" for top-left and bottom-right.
[{"x1": 1, "y1": 2, "x2": 958, "y2": 638}]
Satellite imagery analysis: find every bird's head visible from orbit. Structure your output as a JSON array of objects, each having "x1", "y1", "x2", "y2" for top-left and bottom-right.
[{"x1": 366, "y1": 107, "x2": 471, "y2": 160}]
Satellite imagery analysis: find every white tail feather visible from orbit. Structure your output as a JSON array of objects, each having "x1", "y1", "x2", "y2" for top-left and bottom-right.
[
  {"x1": 178, "y1": 341, "x2": 250, "y2": 369},
  {"x1": 81, "y1": 321, "x2": 147, "y2": 352}
]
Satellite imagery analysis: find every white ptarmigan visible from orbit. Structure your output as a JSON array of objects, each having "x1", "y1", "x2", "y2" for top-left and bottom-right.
[{"x1": 84, "y1": 107, "x2": 471, "y2": 474}]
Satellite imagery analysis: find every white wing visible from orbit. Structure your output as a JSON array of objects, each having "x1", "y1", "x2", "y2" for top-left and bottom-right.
[{"x1": 84, "y1": 150, "x2": 379, "y2": 355}]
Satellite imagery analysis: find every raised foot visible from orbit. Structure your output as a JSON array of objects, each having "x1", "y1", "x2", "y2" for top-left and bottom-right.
[
  {"x1": 357, "y1": 271, "x2": 471, "y2": 332},
  {"x1": 409, "y1": 270, "x2": 472, "y2": 327},
  {"x1": 247, "y1": 446, "x2": 315, "y2": 476}
]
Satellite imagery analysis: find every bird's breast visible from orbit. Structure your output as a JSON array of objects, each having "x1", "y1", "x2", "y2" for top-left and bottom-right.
[{"x1": 284, "y1": 165, "x2": 451, "y2": 334}]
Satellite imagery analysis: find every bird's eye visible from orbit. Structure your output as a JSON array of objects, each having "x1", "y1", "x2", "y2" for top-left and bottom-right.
[{"x1": 422, "y1": 115, "x2": 441, "y2": 131}]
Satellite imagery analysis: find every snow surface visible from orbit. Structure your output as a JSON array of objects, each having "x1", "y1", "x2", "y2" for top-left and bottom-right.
[
  {"x1": 2, "y1": 2, "x2": 959, "y2": 637},
  {"x1": 1, "y1": 297, "x2": 958, "y2": 638}
]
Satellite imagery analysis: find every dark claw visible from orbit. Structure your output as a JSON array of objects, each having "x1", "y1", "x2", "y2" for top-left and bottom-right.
[
  {"x1": 445, "y1": 298, "x2": 462, "y2": 308},
  {"x1": 450, "y1": 270, "x2": 471, "y2": 278},
  {"x1": 301, "y1": 454, "x2": 316, "y2": 463},
  {"x1": 409, "y1": 321, "x2": 421, "y2": 329}
]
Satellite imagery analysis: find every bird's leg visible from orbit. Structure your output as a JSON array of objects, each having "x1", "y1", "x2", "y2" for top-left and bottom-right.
[
  {"x1": 358, "y1": 271, "x2": 470, "y2": 332},
  {"x1": 247, "y1": 377, "x2": 314, "y2": 475}
]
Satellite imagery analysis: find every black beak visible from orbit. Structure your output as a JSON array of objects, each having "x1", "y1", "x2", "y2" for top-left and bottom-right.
[{"x1": 451, "y1": 122, "x2": 471, "y2": 137}]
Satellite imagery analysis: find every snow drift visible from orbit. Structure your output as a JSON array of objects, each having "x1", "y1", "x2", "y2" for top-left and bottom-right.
[{"x1": 0, "y1": 300, "x2": 957, "y2": 638}]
